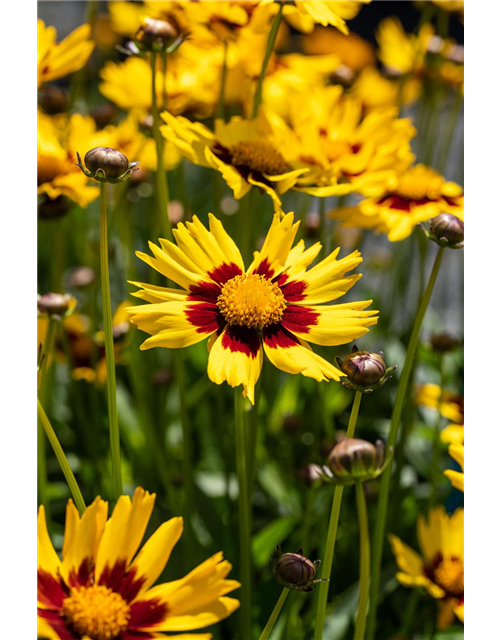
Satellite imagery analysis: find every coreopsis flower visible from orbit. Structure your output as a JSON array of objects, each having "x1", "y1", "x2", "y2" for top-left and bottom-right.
[
  {"x1": 37, "y1": 111, "x2": 101, "y2": 207},
  {"x1": 414, "y1": 384, "x2": 464, "y2": 424},
  {"x1": 161, "y1": 110, "x2": 309, "y2": 210},
  {"x1": 444, "y1": 443, "x2": 464, "y2": 492},
  {"x1": 287, "y1": 87, "x2": 416, "y2": 197},
  {"x1": 127, "y1": 212, "x2": 378, "y2": 403},
  {"x1": 389, "y1": 507, "x2": 464, "y2": 629},
  {"x1": 330, "y1": 165, "x2": 464, "y2": 241},
  {"x1": 38, "y1": 20, "x2": 95, "y2": 87},
  {"x1": 37, "y1": 488, "x2": 240, "y2": 639}
]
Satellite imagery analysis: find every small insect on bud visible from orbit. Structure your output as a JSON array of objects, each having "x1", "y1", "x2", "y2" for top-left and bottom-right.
[
  {"x1": 321, "y1": 438, "x2": 392, "y2": 485},
  {"x1": 271, "y1": 545, "x2": 327, "y2": 592},
  {"x1": 76, "y1": 147, "x2": 139, "y2": 184},
  {"x1": 38, "y1": 85, "x2": 70, "y2": 115},
  {"x1": 38, "y1": 293, "x2": 75, "y2": 318},
  {"x1": 38, "y1": 195, "x2": 71, "y2": 220},
  {"x1": 135, "y1": 18, "x2": 178, "y2": 51},
  {"x1": 427, "y1": 213, "x2": 464, "y2": 249},
  {"x1": 335, "y1": 345, "x2": 397, "y2": 393},
  {"x1": 68, "y1": 266, "x2": 96, "y2": 290}
]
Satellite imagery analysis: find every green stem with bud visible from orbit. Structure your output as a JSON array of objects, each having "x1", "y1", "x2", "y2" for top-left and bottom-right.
[
  {"x1": 366, "y1": 247, "x2": 445, "y2": 640},
  {"x1": 314, "y1": 391, "x2": 362, "y2": 640},
  {"x1": 99, "y1": 182, "x2": 123, "y2": 500},
  {"x1": 37, "y1": 398, "x2": 86, "y2": 515},
  {"x1": 235, "y1": 390, "x2": 252, "y2": 639},
  {"x1": 252, "y1": 4, "x2": 283, "y2": 118},
  {"x1": 354, "y1": 481, "x2": 370, "y2": 640},
  {"x1": 151, "y1": 51, "x2": 172, "y2": 240},
  {"x1": 259, "y1": 588, "x2": 290, "y2": 640}
]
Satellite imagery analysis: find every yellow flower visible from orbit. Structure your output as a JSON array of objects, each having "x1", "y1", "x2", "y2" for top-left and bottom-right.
[
  {"x1": 37, "y1": 111, "x2": 100, "y2": 207},
  {"x1": 127, "y1": 212, "x2": 377, "y2": 404},
  {"x1": 277, "y1": 1, "x2": 372, "y2": 35},
  {"x1": 38, "y1": 20, "x2": 94, "y2": 88},
  {"x1": 330, "y1": 165, "x2": 464, "y2": 241},
  {"x1": 160, "y1": 110, "x2": 308, "y2": 210},
  {"x1": 350, "y1": 67, "x2": 421, "y2": 112},
  {"x1": 301, "y1": 26, "x2": 376, "y2": 72},
  {"x1": 376, "y1": 17, "x2": 433, "y2": 76},
  {"x1": 444, "y1": 443, "x2": 464, "y2": 492},
  {"x1": 414, "y1": 383, "x2": 464, "y2": 424},
  {"x1": 286, "y1": 87, "x2": 415, "y2": 197},
  {"x1": 389, "y1": 506, "x2": 464, "y2": 629},
  {"x1": 37, "y1": 488, "x2": 240, "y2": 639}
]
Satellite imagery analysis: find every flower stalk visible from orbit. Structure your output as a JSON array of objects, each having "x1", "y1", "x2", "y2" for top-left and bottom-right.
[
  {"x1": 259, "y1": 588, "x2": 290, "y2": 640},
  {"x1": 252, "y1": 3, "x2": 283, "y2": 118},
  {"x1": 37, "y1": 398, "x2": 86, "y2": 515},
  {"x1": 366, "y1": 246, "x2": 445, "y2": 640},
  {"x1": 354, "y1": 480, "x2": 370, "y2": 640},
  {"x1": 99, "y1": 182, "x2": 123, "y2": 500},
  {"x1": 314, "y1": 391, "x2": 362, "y2": 639}
]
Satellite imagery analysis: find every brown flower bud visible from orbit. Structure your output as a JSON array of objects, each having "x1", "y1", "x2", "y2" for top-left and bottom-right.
[
  {"x1": 90, "y1": 103, "x2": 117, "y2": 129},
  {"x1": 38, "y1": 293, "x2": 72, "y2": 316},
  {"x1": 341, "y1": 350, "x2": 386, "y2": 386},
  {"x1": 38, "y1": 195, "x2": 71, "y2": 220},
  {"x1": 84, "y1": 147, "x2": 129, "y2": 181},
  {"x1": 429, "y1": 213, "x2": 464, "y2": 247},
  {"x1": 275, "y1": 553, "x2": 317, "y2": 587},
  {"x1": 135, "y1": 18, "x2": 178, "y2": 51},
  {"x1": 68, "y1": 266, "x2": 96, "y2": 289},
  {"x1": 38, "y1": 85, "x2": 70, "y2": 114},
  {"x1": 430, "y1": 331, "x2": 461, "y2": 353},
  {"x1": 327, "y1": 438, "x2": 385, "y2": 482}
]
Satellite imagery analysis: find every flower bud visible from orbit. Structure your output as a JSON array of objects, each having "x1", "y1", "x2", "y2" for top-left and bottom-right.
[
  {"x1": 298, "y1": 464, "x2": 323, "y2": 486},
  {"x1": 90, "y1": 103, "x2": 117, "y2": 129},
  {"x1": 135, "y1": 18, "x2": 178, "y2": 51},
  {"x1": 38, "y1": 293, "x2": 73, "y2": 317},
  {"x1": 38, "y1": 85, "x2": 69, "y2": 114},
  {"x1": 429, "y1": 213, "x2": 464, "y2": 248},
  {"x1": 271, "y1": 545, "x2": 326, "y2": 592},
  {"x1": 38, "y1": 195, "x2": 71, "y2": 220},
  {"x1": 336, "y1": 345, "x2": 397, "y2": 392},
  {"x1": 429, "y1": 331, "x2": 461, "y2": 353},
  {"x1": 68, "y1": 266, "x2": 96, "y2": 290},
  {"x1": 139, "y1": 114, "x2": 154, "y2": 136},
  {"x1": 77, "y1": 147, "x2": 139, "y2": 184},
  {"x1": 322, "y1": 438, "x2": 391, "y2": 485}
]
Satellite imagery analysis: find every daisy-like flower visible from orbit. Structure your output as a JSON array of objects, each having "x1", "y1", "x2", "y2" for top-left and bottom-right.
[
  {"x1": 38, "y1": 111, "x2": 101, "y2": 207},
  {"x1": 414, "y1": 383, "x2": 464, "y2": 425},
  {"x1": 389, "y1": 506, "x2": 464, "y2": 629},
  {"x1": 161, "y1": 110, "x2": 308, "y2": 210},
  {"x1": 38, "y1": 20, "x2": 95, "y2": 88},
  {"x1": 37, "y1": 488, "x2": 240, "y2": 640},
  {"x1": 127, "y1": 212, "x2": 377, "y2": 404},
  {"x1": 444, "y1": 443, "x2": 464, "y2": 492},
  {"x1": 287, "y1": 87, "x2": 416, "y2": 197},
  {"x1": 330, "y1": 165, "x2": 464, "y2": 242}
]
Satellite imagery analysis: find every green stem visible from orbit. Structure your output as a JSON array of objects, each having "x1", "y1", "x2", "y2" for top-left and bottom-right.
[
  {"x1": 99, "y1": 182, "x2": 123, "y2": 500},
  {"x1": 175, "y1": 351, "x2": 196, "y2": 565},
  {"x1": 314, "y1": 391, "x2": 362, "y2": 640},
  {"x1": 151, "y1": 51, "x2": 172, "y2": 240},
  {"x1": 252, "y1": 4, "x2": 283, "y2": 118},
  {"x1": 399, "y1": 589, "x2": 420, "y2": 637},
  {"x1": 366, "y1": 247, "x2": 445, "y2": 640},
  {"x1": 354, "y1": 481, "x2": 370, "y2": 640},
  {"x1": 37, "y1": 398, "x2": 86, "y2": 515},
  {"x1": 235, "y1": 390, "x2": 252, "y2": 639},
  {"x1": 259, "y1": 588, "x2": 290, "y2": 640}
]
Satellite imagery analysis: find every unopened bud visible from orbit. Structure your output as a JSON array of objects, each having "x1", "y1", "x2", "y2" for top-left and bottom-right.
[
  {"x1": 90, "y1": 103, "x2": 117, "y2": 128},
  {"x1": 336, "y1": 345, "x2": 397, "y2": 392},
  {"x1": 135, "y1": 18, "x2": 178, "y2": 51},
  {"x1": 430, "y1": 331, "x2": 461, "y2": 353},
  {"x1": 38, "y1": 293, "x2": 73, "y2": 317},
  {"x1": 76, "y1": 147, "x2": 139, "y2": 184},
  {"x1": 271, "y1": 545, "x2": 326, "y2": 592},
  {"x1": 321, "y1": 438, "x2": 392, "y2": 485},
  {"x1": 38, "y1": 85, "x2": 69, "y2": 114},
  {"x1": 429, "y1": 213, "x2": 464, "y2": 248},
  {"x1": 68, "y1": 266, "x2": 96, "y2": 289},
  {"x1": 38, "y1": 195, "x2": 71, "y2": 220}
]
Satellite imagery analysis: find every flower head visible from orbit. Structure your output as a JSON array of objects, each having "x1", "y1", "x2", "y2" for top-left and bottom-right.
[
  {"x1": 335, "y1": 344, "x2": 396, "y2": 392},
  {"x1": 38, "y1": 20, "x2": 95, "y2": 88},
  {"x1": 127, "y1": 212, "x2": 378, "y2": 403},
  {"x1": 389, "y1": 506, "x2": 464, "y2": 629},
  {"x1": 271, "y1": 545, "x2": 326, "y2": 592},
  {"x1": 37, "y1": 488, "x2": 240, "y2": 640},
  {"x1": 135, "y1": 17, "x2": 179, "y2": 51},
  {"x1": 38, "y1": 293, "x2": 76, "y2": 319},
  {"x1": 427, "y1": 213, "x2": 464, "y2": 249},
  {"x1": 323, "y1": 438, "x2": 391, "y2": 485},
  {"x1": 76, "y1": 147, "x2": 140, "y2": 184}
]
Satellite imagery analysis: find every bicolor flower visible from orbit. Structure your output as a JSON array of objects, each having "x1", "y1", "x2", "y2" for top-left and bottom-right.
[
  {"x1": 389, "y1": 506, "x2": 464, "y2": 629},
  {"x1": 37, "y1": 488, "x2": 240, "y2": 639},
  {"x1": 127, "y1": 212, "x2": 378, "y2": 403},
  {"x1": 330, "y1": 165, "x2": 464, "y2": 242}
]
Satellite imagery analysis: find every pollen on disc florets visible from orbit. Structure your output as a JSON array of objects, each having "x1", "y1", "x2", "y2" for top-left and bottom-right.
[
  {"x1": 396, "y1": 166, "x2": 445, "y2": 201},
  {"x1": 434, "y1": 558, "x2": 464, "y2": 597},
  {"x1": 229, "y1": 140, "x2": 289, "y2": 175},
  {"x1": 61, "y1": 585, "x2": 131, "y2": 640},
  {"x1": 217, "y1": 274, "x2": 287, "y2": 329}
]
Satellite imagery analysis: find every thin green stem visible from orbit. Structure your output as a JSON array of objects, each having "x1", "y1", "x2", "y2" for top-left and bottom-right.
[
  {"x1": 314, "y1": 391, "x2": 363, "y2": 640},
  {"x1": 151, "y1": 51, "x2": 172, "y2": 240},
  {"x1": 235, "y1": 390, "x2": 252, "y2": 639},
  {"x1": 37, "y1": 398, "x2": 86, "y2": 515},
  {"x1": 259, "y1": 588, "x2": 290, "y2": 640},
  {"x1": 99, "y1": 182, "x2": 123, "y2": 500},
  {"x1": 252, "y1": 4, "x2": 283, "y2": 118},
  {"x1": 367, "y1": 247, "x2": 445, "y2": 640},
  {"x1": 175, "y1": 351, "x2": 196, "y2": 565},
  {"x1": 354, "y1": 481, "x2": 370, "y2": 640},
  {"x1": 217, "y1": 39, "x2": 229, "y2": 121}
]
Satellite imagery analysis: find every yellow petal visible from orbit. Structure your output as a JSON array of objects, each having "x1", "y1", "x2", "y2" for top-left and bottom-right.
[{"x1": 37, "y1": 506, "x2": 61, "y2": 575}]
